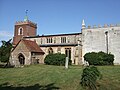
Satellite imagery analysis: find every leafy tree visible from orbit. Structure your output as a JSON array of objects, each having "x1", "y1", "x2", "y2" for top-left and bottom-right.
[
  {"x1": 0, "y1": 39, "x2": 12, "y2": 67},
  {"x1": 80, "y1": 66, "x2": 102, "y2": 90},
  {"x1": 84, "y1": 51, "x2": 114, "y2": 65},
  {"x1": 44, "y1": 53, "x2": 72, "y2": 66}
]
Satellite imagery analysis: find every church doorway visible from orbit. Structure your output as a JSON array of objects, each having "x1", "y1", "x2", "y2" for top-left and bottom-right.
[{"x1": 18, "y1": 53, "x2": 25, "y2": 65}]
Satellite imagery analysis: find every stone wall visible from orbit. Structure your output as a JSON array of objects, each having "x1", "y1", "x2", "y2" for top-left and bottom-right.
[
  {"x1": 82, "y1": 26, "x2": 120, "y2": 64},
  {"x1": 10, "y1": 41, "x2": 31, "y2": 66},
  {"x1": 25, "y1": 33, "x2": 81, "y2": 45},
  {"x1": 25, "y1": 33, "x2": 82, "y2": 65},
  {"x1": 38, "y1": 46, "x2": 82, "y2": 65},
  {"x1": 31, "y1": 53, "x2": 44, "y2": 64}
]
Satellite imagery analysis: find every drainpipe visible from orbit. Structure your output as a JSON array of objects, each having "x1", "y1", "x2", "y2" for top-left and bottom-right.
[{"x1": 105, "y1": 31, "x2": 108, "y2": 54}]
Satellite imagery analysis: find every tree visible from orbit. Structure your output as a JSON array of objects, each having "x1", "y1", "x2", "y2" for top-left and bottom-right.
[
  {"x1": 80, "y1": 66, "x2": 102, "y2": 90},
  {"x1": 0, "y1": 39, "x2": 12, "y2": 67},
  {"x1": 84, "y1": 51, "x2": 114, "y2": 65},
  {"x1": 44, "y1": 53, "x2": 72, "y2": 66}
]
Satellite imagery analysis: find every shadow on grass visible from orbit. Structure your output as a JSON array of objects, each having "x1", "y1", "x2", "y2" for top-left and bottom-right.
[
  {"x1": 0, "y1": 82, "x2": 60, "y2": 90},
  {"x1": 0, "y1": 64, "x2": 4, "y2": 68},
  {"x1": 0, "y1": 64, "x2": 14, "y2": 68}
]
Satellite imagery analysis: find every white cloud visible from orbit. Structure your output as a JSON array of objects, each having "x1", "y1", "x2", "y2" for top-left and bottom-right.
[
  {"x1": 0, "y1": 30, "x2": 13, "y2": 43},
  {"x1": 0, "y1": 31, "x2": 13, "y2": 38},
  {"x1": 0, "y1": 30, "x2": 13, "y2": 46}
]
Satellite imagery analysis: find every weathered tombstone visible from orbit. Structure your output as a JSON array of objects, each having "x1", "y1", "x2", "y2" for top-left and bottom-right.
[{"x1": 65, "y1": 57, "x2": 69, "y2": 69}]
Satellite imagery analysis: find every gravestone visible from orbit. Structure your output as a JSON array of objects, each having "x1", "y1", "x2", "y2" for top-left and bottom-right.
[{"x1": 65, "y1": 57, "x2": 69, "y2": 69}]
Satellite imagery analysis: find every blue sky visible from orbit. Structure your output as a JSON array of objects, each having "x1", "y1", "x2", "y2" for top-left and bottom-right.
[{"x1": 0, "y1": 0, "x2": 120, "y2": 45}]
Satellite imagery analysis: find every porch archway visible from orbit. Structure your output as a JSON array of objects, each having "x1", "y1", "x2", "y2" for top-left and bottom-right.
[{"x1": 18, "y1": 53, "x2": 25, "y2": 65}]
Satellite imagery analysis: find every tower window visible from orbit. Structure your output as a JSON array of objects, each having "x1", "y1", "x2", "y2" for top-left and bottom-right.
[{"x1": 18, "y1": 27, "x2": 23, "y2": 35}]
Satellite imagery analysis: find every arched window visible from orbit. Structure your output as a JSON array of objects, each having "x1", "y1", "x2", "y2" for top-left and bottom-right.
[
  {"x1": 18, "y1": 27, "x2": 23, "y2": 35},
  {"x1": 48, "y1": 47, "x2": 53, "y2": 54}
]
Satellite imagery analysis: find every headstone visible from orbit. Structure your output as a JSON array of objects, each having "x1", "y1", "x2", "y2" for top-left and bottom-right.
[{"x1": 65, "y1": 57, "x2": 69, "y2": 69}]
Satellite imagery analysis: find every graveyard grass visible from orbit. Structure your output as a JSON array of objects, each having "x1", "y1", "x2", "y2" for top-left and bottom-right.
[{"x1": 0, "y1": 65, "x2": 120, "y2": 90}]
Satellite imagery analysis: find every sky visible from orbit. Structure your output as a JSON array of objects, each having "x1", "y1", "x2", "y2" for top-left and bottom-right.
[{"x1": 0, "y1": 0, "x2": 120, "y2": 45}]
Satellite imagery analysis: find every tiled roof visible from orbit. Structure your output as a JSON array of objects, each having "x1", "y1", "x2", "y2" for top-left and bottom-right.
[{"x1": 22, "y1": 40, "x2": 44, "y2": 53}]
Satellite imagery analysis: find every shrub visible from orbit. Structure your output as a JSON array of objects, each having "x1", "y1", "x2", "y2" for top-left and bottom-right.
[
  {"x1": 44, "y1": 53, "x2": 72, "y2": 66},
  {"x1": 84, "y1": 51, "x2": 114, "y2": 65},
  {"x1": 80, "y1": 66, "x2": 102, "y2": 90}
]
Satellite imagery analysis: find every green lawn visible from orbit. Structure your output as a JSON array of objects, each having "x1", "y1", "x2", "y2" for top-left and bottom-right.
[{"x1": 0, "y1": 65, "x2": 120, "y2": 90}]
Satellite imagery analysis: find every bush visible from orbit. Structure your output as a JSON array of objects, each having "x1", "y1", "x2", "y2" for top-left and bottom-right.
[
  {"x1": 80, "y1": 66, "x2": 102, "y2": 90},
  {"x1": 44, "y1": 53, "x2": 72, "y2": 66},
  {"x1": 84, "y1": 51, "x2": 114, "y2": 65}
]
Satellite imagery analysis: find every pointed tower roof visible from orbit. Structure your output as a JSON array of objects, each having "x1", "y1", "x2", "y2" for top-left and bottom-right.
[
  {"x1": 82, "y1": 19, "x2": 85, "y2": 26},
  {"x1": 82, "y1": 19, "x2": 86, "y2": 29}
]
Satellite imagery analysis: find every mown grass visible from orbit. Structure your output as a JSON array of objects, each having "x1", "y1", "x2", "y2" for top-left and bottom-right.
[
  {"x1": 97, "y1": 66, "x2": 120, "y2": 90},
  {"x1": 0, "y1": 65, "x2": 120, "y2": 90}
]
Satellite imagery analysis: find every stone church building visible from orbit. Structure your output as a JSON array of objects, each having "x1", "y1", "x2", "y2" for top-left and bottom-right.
[{"x1": 10, "y1": 18, "x2": 120, "y2": 66}]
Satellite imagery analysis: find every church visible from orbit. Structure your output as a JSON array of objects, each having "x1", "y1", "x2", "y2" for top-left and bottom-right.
[{"x1": 10, "y1": 17, "x2": 120, "y2": 66}]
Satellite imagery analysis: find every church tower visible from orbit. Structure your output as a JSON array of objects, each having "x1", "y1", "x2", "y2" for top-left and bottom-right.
[{"x1": 13, "y1": 12, "x2": 37, "y2": 46}]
